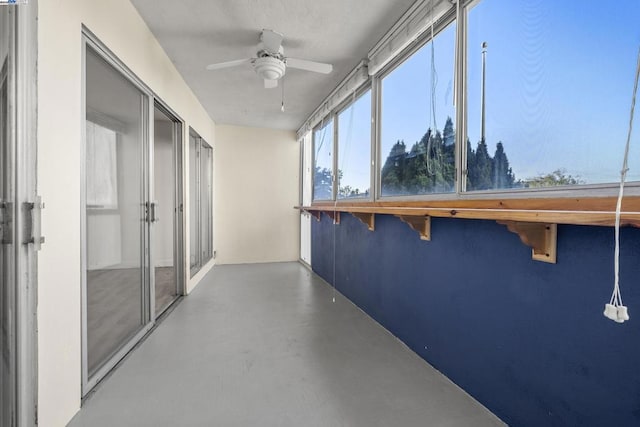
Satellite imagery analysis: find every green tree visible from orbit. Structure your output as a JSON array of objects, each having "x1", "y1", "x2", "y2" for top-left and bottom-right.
[
  {"x1": 523, "y1": 169, "x2": 584, "y2": 188},
  {"x1": 468, "y1": 138, "x2": 493, "y2": 190},
  {"x1": 492, "y1": 142, "x2": 515, "y2": 189},
  {"x1": 443, "y1": 117, "x2": 455, "y2": 147},
  {"x1": 314, "y1": 167, "x2": 333, "y2": 199},
  {"x1": 381, "y1": 140, "x2": 407, "y2": 195}
]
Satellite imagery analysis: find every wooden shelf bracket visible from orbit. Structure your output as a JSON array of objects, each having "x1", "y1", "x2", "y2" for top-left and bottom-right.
[
  {"x1": 499, "y1": 221, "x2": 557, "y2": 263},
  {"x1": 396, "y1": 215, "x2": 431, "y2": 241},
  {"x1": 306, "y1": 210, "x2": 321, "y2": 221},
  {"x1": 325, "y1": 210, "x2": 341, "y2": 224},
  {"x1": 352, "y1": 213, "x2": 375, "y2": 231}
]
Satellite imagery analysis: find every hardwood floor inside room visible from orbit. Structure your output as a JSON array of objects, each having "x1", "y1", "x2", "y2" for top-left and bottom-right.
[
  {"x1": 155, "y1": 266, "x2": 178, "y2": 314},
  {"x1": 86, "y1": 266, "x2": 178, "y2": 375}
]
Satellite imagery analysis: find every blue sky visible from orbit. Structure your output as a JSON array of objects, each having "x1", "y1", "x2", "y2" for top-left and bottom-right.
[
  {"x1": 337, "y1": 90, "x2": 371, "y2": 196},
  {"x1": 466, "y1": 0, "x2": 640, "y2": 183},
  {"x1": 318, "y1": 0, "x2": 640, "y2": 195}
]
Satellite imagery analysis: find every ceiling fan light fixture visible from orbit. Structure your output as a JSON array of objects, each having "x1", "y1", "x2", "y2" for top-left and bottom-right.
[{"x1": 252, "y1": 56, "x2": 286, "y2": 81}]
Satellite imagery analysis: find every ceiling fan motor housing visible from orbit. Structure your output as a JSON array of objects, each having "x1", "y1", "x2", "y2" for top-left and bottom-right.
[{"x1": 252, "y1": 56, "x2": 286, "y2": 81}]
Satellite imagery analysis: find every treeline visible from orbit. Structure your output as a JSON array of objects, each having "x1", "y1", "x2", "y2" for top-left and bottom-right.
[
  {"x1": 381, "y1": 116, "x2": 514, "y2": 193},
  {"x1": 314, "y1": 116, "x2": 581, "y2": 199},
  {"x1": 381, "y1": 117, "x2": 457, "y2": 195}
]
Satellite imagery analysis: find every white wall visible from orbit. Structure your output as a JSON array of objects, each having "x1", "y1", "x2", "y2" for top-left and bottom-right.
[
  {"x1": 37, "y1": 1, "x2": 215, "y2": 425},
  {"x1": 215, "y1": 125, "x2": 300, "y2": 264}
]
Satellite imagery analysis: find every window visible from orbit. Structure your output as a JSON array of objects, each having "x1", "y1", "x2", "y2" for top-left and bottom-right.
[
  {"x1": 465, "y1": 0, "x2": 640, "y2": 191},
  {"x1": 337, "y1": 90, "x2": 371, "y2": 199},
  {"x1": 189, "y1": 129, "x2": 213, "y2": 276},
  {"x1": 313, "y1": 119, "x2": 334, "y2": 201},
  {"x1": 379, "y1": 20, "x2": 457, "y2": 197},
  {"x1": 306, "y1": 0, "x2": 640, "y2": 208},
  {"x1": 85, "y1": 121, "x2": 118, "y2": 208}
]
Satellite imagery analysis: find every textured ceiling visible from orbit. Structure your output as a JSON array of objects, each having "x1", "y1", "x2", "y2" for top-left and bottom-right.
[{"x1": 130, "y1": 0, "x2": 416, "y2": 130}]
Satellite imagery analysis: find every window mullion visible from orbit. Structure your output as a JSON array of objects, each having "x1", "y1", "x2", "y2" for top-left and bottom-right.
[
  {"x1": 333, "y1": 112, "x2": 338, "y2": 201},
  {"x1": 455, "y1": 0, "x2": 468, "y2": 194}
]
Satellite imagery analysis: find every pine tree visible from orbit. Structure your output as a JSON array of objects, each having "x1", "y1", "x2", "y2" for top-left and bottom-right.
[
  {"x1": 443, "y1": 117, "x2": 455, "y2": 147},
  {"x1": 492, "y1": 142, "x2": 514, "y2": 189},
  {"x1": 314, "y1": 167, "x2": 333, "y2": 199},
  {"x1": 380, "y1": 140, "x2": 407, "y2": 195},
  {"x1": 468, "y1": 138, "x2": 492, "y2": 190}
]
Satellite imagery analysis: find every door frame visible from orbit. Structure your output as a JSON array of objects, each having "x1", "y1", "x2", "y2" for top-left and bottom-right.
[
  {"x1": 80, "y1": 29, "x2": 155, "y2": 395},
  {"x1": 188, "y1": 130, "x2": 213, "y2": 277},
  {"x1": 152, "y1": 99, "x2": 186, "y2": 316},
  {"x1": 1, "y1": 1, "x2": 39, "y2": 424},
  {"x1": 80, "y1": 29, "x2": 188, "y2": 396}
]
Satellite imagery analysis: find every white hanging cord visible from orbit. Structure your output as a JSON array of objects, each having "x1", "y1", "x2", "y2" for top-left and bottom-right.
[
  {"x1": 430, "y1": 1, "x2": 439, "y2": 135},
  {"x1": 426, "y1": 0, "x2": 440, "y2": 176},
  {"x1": 315, "y1": 116, "x2": 328, "y2": 159},
  {"x1": 339, "y1": 90, "x2": 358, "y2": 189},
  {"x1": 604, "y1": 44, "x2": 640, "y2": 323},
  {"x1": 331, "y1": 90, "x2": 357, "y2": 303},
  {"x1": 281, "y1": 76, "x2": 285, "y2": 112}
]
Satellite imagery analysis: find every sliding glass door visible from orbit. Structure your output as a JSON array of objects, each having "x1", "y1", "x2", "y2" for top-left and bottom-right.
[
  {"x1": 200, "y1": 144, "x2": 213, "y2": 264},
  {"x1": 189, "y1": 129, "x2": 213, "y2": 276},
  {"x1": 0, "y1": 7, "x2": 14, "y2": 423},
  {"x1": 1, "y1": 3, "x2": 37, "y2": 424},
  {"x1": 83, "y1": 36, "x2": 186, "y2": 394},
  {"x1": 189, "y1": 132, "x2": 200, "y2": 275},
  {"x1": 83, "y1": 45, "x2": 151, "y2": 387},
  {"x1": 299, "y1": 133, "x2": 312, "y2": 265},
  {"x1": 153, "y1": 104, "x2": 183, "y2": 315}
]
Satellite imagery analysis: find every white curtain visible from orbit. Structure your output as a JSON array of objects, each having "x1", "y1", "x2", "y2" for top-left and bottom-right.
[{"x1": 86, "y1": 121, "x2": 118, "y2": 208}]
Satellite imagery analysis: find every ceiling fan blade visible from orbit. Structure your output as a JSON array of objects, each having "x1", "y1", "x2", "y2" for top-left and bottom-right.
[
  {"x1": 286, "y1": 58, "x2": 333, "y2": 74},
  {"x1": 261, "y1": 29, "x2": 284, "y2": 54},
  {"x1": 264, "y1": 79, "x2": 278, "y2": 89},
  {"x1": 205, "y1": 58, "x2": 252, "y2": 71}
]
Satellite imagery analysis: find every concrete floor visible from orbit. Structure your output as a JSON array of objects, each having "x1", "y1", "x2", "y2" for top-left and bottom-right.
[{"x1": 69, "y1": 262, "x2": 504, "y2": 427}]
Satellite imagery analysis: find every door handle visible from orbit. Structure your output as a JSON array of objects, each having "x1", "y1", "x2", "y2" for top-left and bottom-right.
[
  {"x1": 24, "y1": 196, "x2": 45, "y2": 250},
  {"x1": 149, "y1": 201, "x2": 159, "y2": 223}
]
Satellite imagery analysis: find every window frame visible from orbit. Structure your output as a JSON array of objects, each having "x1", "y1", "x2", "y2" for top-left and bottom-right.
[
  {"x1": 188, "y1": 128, "x2": 213, "y2": 277},
  {"x1": 335, "y1": 85, "x2": 374, "y2": 202},
  {"x1": 375, "y1": 7, "x2": 459, "y2": 201},
  {"x1": 308, "y1": 0, "x2": 640, "y2": 209},
  {"x1": 311, "y1": 117, "x2": 337, "y2": 202}
]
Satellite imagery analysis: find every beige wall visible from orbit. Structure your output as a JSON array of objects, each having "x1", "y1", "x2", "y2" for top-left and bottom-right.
[
  {"x1": 37, "y1": 0, "x2": 215, "y2": 425},
  {"x1": 215, "y1": 125, "x2": 300, "y2": 264}
]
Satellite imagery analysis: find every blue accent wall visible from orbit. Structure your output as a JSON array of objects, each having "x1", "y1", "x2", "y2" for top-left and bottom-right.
[{"x1": 311, "y1": 212, "x2": 640, "y2": 426}]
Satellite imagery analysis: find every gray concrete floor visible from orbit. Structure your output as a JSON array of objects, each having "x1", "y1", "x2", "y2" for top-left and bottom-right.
[{"x1": 69, "y1": 262, "x2": 504, "y2": 427}]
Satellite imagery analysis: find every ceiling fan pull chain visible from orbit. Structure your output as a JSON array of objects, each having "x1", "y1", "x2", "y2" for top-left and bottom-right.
[{"x1": 281, "y1": 76, "x2": 286, "y2": 112}]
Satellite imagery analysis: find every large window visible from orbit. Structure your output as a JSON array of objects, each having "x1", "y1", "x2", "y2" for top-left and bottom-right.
[
  {"x1": 337, "y1": 90, "x2": 371, "y2": 199},
  {"x1": 465, "y1": 0, "x2": 640, "y2": 191},
  {"x1": 379, "y1": 20, "x2": 457, "y2": 197},
  {"x1": 306, "y1": 0, "x2": 640, "y2": 205},
  {"x1": 313, "y1": 119, "x2": 334, "y2": 201}
]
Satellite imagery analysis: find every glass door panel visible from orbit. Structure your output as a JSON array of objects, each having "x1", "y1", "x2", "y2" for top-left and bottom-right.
[
  {"x1": 153, "y1": 106, "x2": 179, "y2": 314},
  {"x1": 85, "y1": 46, "x2": 149, "y2": 378},
  {"x1": 0, "y1": 6, "x2": 14, "y2": 424},
  {"x1": 189, "y1": 133, "x2": 199, "y2": 275},
  {"x1": 300, "y1": 134, "x2": 312, "y2": 265},
  {"x1": 200, "y1": 144, "x2": 212, "y2": 263}
]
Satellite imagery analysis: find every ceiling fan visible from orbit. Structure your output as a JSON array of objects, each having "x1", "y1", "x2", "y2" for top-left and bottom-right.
[{"x1": 205, "y1": 29, "x2": 333, "y2": 89}]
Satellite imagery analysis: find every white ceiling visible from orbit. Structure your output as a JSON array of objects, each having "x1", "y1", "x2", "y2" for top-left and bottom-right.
[{"x1": 130, "y1": 0, "x2": 417, "y2": 131}]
